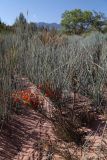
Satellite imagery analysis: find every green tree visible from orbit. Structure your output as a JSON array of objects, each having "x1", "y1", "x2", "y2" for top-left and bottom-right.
[
  {"x1": 61, "y1": 9, "x2": 107, "y2": 34},
  {"x1": 28, "y1": 22, "x2": 37, "y2": 32},
  {"x1": 91, "y1": 11, "x2": 107, "y2": 32},
  {"x1": 15, "y1": 13, "x2": 27, "y2": 25},
  {"x1": 14, "y1": 13, "x2": 27, "y2": 32},
  {"x1": 0, "y1": 19, "x2": 6, "y2": 32}
]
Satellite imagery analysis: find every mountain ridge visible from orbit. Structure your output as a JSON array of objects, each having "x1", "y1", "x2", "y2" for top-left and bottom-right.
[{"x1": 37, "y1": 22, "x2": 61, "y2": 30}]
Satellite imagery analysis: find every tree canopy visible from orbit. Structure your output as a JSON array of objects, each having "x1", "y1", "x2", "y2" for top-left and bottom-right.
[
  {"x1": 61, "y1": 9, "x2": 107, "y2": 34},
  {"x1": 0, "y1": 19, "x2": 6, "y2": 32},
  {"x1": 14, "y1": 13, "x2": 27, "y2": 26},
  {"x1": 13, "y1": 13, "x2": 38, "y2": 34},
  {"x1": 0, "y1": 19, "x2": 12, "y2": 33},
  {"x1": 13, "y1": 13, "x2": 28, "y2": 33}
]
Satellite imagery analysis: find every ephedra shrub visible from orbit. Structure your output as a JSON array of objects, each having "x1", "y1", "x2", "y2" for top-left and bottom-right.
[
  {"x1": 0, "y1": 34, "x2": 15, "y2": 121},
  {"x1": 1, "y1": 25, "x2": 107, "y2": 127},
  {"x1": 11, "y1": 30, "x2": 107, "y2": 143}
]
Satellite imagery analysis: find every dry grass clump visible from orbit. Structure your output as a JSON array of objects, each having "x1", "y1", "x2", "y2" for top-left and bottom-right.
[{"x1": 38, "y1": 29, "x2": 65, "y2": 46}]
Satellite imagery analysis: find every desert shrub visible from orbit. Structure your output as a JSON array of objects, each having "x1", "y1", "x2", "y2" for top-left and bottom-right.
[
  {"x1": 1, "y1": 25, "x2": 107, "y2": 133},
  {"x1": 78, "y1": 33, "x2": 107, "y2": 106},
  {"x1": 10, "y1": 31, "x2": 107, "y2": 108},
  {"x1": 0, "y1": 35, "x2": 13, "y2": 120}
]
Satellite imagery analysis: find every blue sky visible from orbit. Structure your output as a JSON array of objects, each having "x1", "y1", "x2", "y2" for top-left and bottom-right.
[{"x1": 0, "y1": 0, "x2": 107, "y2": 25}]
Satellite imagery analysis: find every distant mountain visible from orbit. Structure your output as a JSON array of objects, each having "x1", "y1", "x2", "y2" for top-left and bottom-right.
[{"x1": 37, "y1": 22, "x2": 61, "y2": 30}]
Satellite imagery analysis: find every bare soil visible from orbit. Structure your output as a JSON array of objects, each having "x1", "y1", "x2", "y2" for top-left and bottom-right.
[{"x1": 0, "y1": 77, "x2": 107, "y2": 160}]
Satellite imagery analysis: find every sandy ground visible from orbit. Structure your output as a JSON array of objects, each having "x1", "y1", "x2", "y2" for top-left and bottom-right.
[{"x1": 0, "y1": 77, "x2": 107, "y2": 160}]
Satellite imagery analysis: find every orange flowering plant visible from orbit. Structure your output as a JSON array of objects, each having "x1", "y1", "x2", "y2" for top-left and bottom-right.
[
  {"x1": 11, "y1": 81, "x2": 62, "y2": 110},
  {"x1": 37, "y1": 82, "x2": 53, "y2": 97},
  {"x1": 11, "y1": 89, "x2": 44, "y2": 108}
]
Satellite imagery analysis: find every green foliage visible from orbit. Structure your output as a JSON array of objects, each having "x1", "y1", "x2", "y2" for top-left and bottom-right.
[
  {"x1": 28, "y1": 22, "x2": 37, "y2": 32},
  {"x1": 13, "y1": 13, "x2": 28, "y2": 33},
  {"x1": 14, "y1": 13, "x2": 27, "y2": 26},
  {"x1": 61, "y1": 9, "x2": 107, "y2": 34},
  {"x1": 0, "y1": 19, "x2": 14, "y2": 33},
  {"x1": 0, "y1": 19, "x2": 6, "y2": 32}
]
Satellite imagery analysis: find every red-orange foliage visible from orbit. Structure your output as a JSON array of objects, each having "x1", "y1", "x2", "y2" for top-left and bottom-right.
[
  {"x1": 37, "y1": 82, "x2": 62, "y2": 100},
  {"x1": 12, "y1": 89, "x2": 44, "y2": 108},
  {"x1": 12, "y1": 82, "x2": 61, "y2": 109}
]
